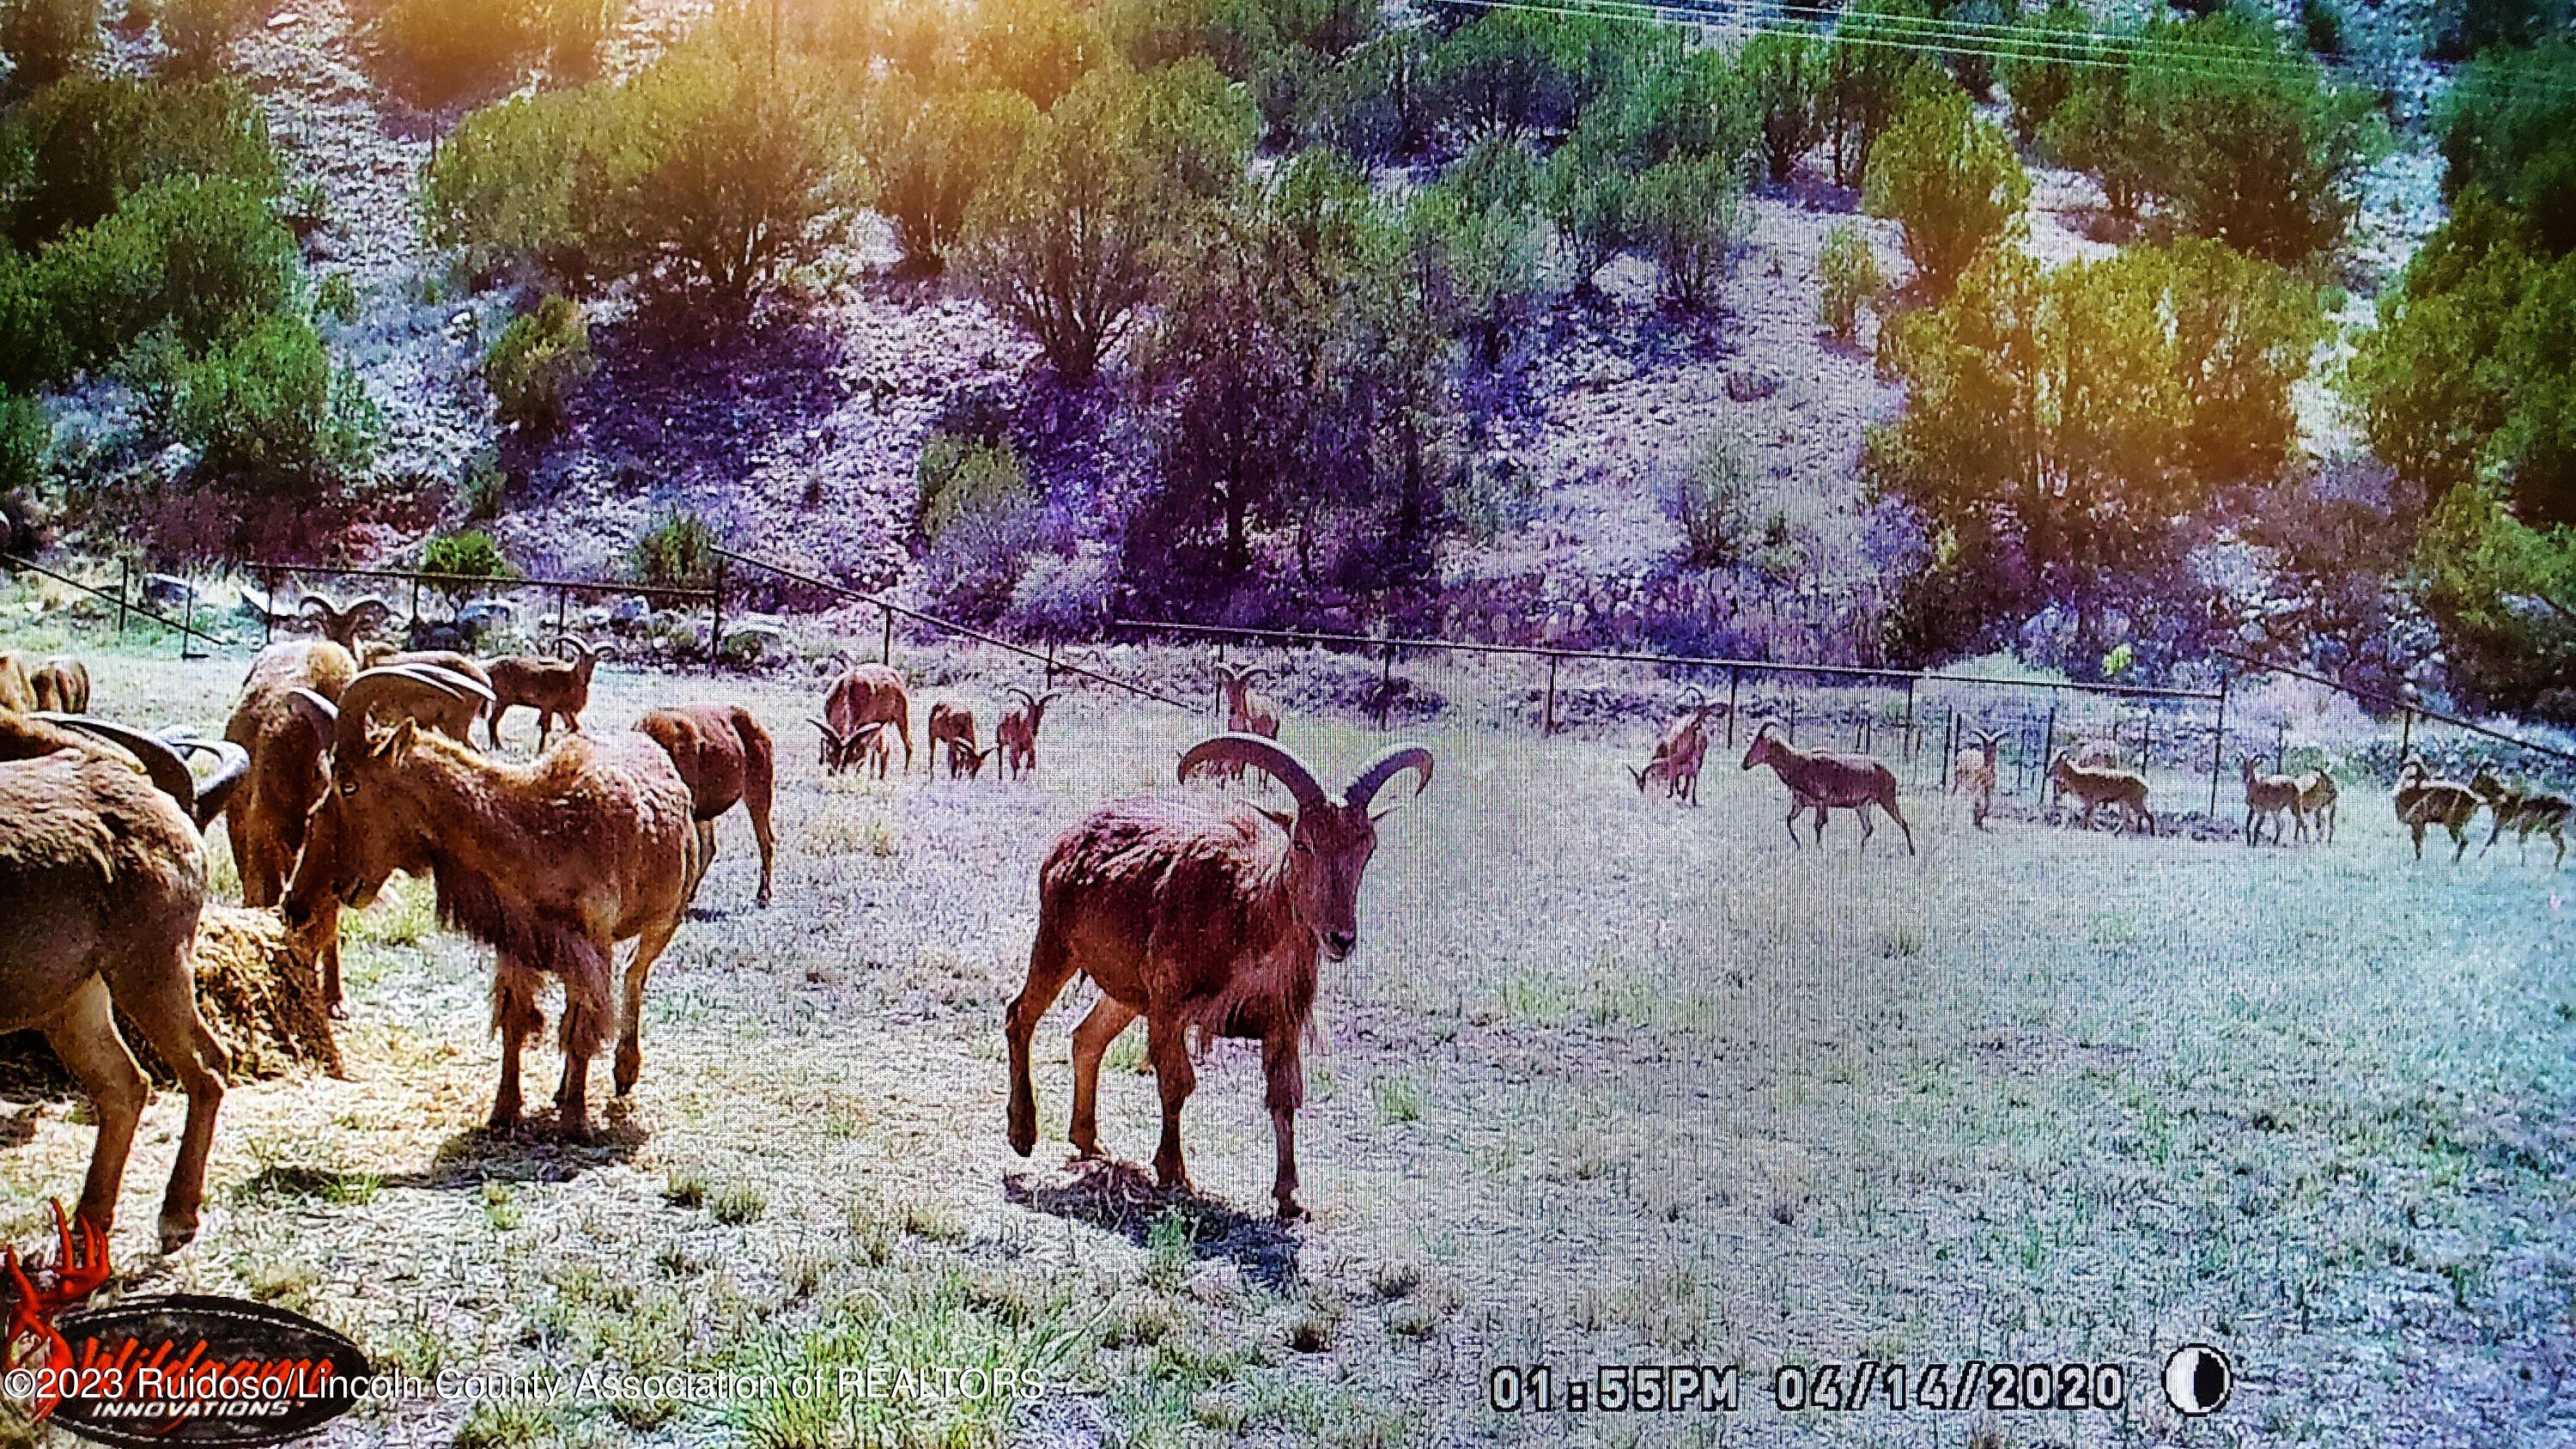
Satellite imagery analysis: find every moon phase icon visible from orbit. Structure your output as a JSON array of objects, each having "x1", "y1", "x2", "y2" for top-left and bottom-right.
[{"x1": 2163, "y1": 1343, "x2": 2233, "y2": 1416}]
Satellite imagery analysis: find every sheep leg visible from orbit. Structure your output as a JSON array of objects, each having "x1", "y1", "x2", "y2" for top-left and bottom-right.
[
  {"x1": 2482, "y1": 813, "x2": 2507, "y2": 856},
  {"x1": 2449, "y1": 820, "x2": 2470, "y2": 862},
  {"x1": 1146, "y1": 1014, "x2": 1197, "y2": 1194},
  {"x1": 43, "y1": 977, "x2": 147, "y2": 1239},
  {"x1": 112, "y1": 949, "x2": 232, "y2": 1251},
  {"x1": 1005, "y1": 921, "x2": 1079, "y2": 1158},
  {"x1": 1067, "y1": 996, "x2": 1139, "y2": 1161},
  {"x1": 1782, "y1": 801, "x2": 1806, "y2": 848},
  {"x1": 1856, "y1": 806, "x2": 1876, "y2": 849},
  {"x1": 612, "y1": 917, "x2": 681, "y2": 1099},
  {"x1": 1811, "y1": 804, "x2": 1830, "y2": 845},
  {"x1": 687, "y1": 820, "x2": 716, "y2": 905},
  {"x1": 485, "y1": 705, "x2": 508, "y2": 752},
  {"x1": 2409, "y1": 820, "x2": 2427, "y2": 860},
  {"x1": 1882, "y1": 794, "x2": 1915, "y2": 855},
  {"x1": 1263, "y1": 1032, "x2": 1306, "y2": 1221},
  {"x1": 489, "y1": 958, "x2": 544, "y2": 1132}
]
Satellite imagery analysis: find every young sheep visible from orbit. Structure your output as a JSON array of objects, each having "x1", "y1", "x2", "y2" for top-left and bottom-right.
[
  {"x1": 1741, "y1": 721, "x2": 1915, "y2": 852},
  {"x1": 2241, "y1": 756, "x2": 2301, "y2": 846},
  {"x1": 27, "y1": 657, "x2": 88, "y2": 714},
  {"x1": 822, "y1": 662, "x2": 914, "y2": 773},
  {"x1": 2471, "y1": 768, "x2": 2568, "y2": 868},
  {"x1": 1208, "y1": 664, "x2": 1281, "y2": 782},
  {"x1": 2046, "y1": 751, "x2": 2156, "y2": 836},
  {"x1": 1629, "y1": 691, "x2": 1716, "y2": 805},
  {"x1": 2293, "y1": 770, "x2": 2340, "y2": 844},
  {"x1": 995, "y1": 687, "x2": 1060, "y2": 780},
  {"x1": 808, "y1": 718, "x2": 891, "y2": 778},
  {"x1": 2393, "y1": 758, "x2": 2482, "y2": 862},
  {"x1": 1005, "y1": 734, "x2": 1433, "y2": 1221},
  {"x1": 635, "y1": 704, "x2": 777, "y2": 910},
  {"x1": 927, "y1": 702, "x2": 984, "y2": 780},
  {"x1": 483, "y1": 637, "x2": 605, "y2": 751},
  {"x1": 1950, "y1": 728, "x2": 2002, "y2": 831},
  {"x1": 0, "y1": 651, "x2": 33, "y2": 712}
]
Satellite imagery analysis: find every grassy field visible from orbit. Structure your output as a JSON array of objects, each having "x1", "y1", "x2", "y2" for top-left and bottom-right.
[{"x1": 0, "y1": 638, "x2": 2568, "y2": 1449}]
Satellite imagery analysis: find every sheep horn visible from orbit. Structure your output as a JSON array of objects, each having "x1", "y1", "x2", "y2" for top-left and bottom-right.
[
  {"x1": 347, "y1": 596, "x2": 392, "y2": 624},
  {"x1": 1678, "y1": 685, "x2": 1706, "y2": 709},
  {"x1": 330, "y1": 665, "x2": 488, "y2": 758},
  {"x1": 1178, "y1": 734, "x2": 1327, "y2": 812},
  {"x1": 1346, "y1": 743, "x2": 1435, "y2": 813},
  {"x1": 164, "y1": 734, "x2": 252, "y2": 826},
  {"x1": 36, "y1": 714, "x2": 200, "y2": 819},
  {"x1": 1007, "y1": 685, "x2": 1039, "y2": 711},
  {"x1": 299, "y1": 594, "x2": 340, "y2": 619}
]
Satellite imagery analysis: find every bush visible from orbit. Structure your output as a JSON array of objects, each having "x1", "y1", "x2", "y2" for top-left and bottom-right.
[
  {"x1": 2439, "y1": 39, "x2": 2576, "y2": 254},
  {"x1": 1818, "y1": 222, "x2": 1883, "y2": 340},
  {"x1": 1862, "y1": 89, "x2": 2028, "y2": 295},
  {"x1": 629, "y1": 508, "x2": 716, "y2": 587},
  {"x1": 422, "y1": 531, "x2": 511, "y2": 594},
  {"x1": 967, "y1": 0, "x2": 1103, "y2": 109},
  {"x1": 314, "y1": 271, "x2": 360, "y2": 324},
  {"x1": 2, "y1": 0, "x2": 100, "y2": 88},
  {"x1": 1740, "y1": 32, "x2": 1823, "y2": 183},
  {"x1": 2300, "y1": 0, "x2": 2345, "y2": 55},
  {"x1": 167, "y1": 313, "x2": 383, "y2": 501},
  {"x1": 420, "y1": 87, "x2": 620, "y2": 287},
  {"x1": 1996, "y1": 1, "x2": 2090, "y2": 143},
  {"x1": 11, "y1": 74, "x2": 281, "y2": 247},
  {"x1": 915, "y1": 432, "x2": 1034, "y2": 542},
  {"x1": 2428, "y1": 0, "x2": 2569, "y2": 61},
  {"x1": 39, "y1": 175, "x2": 300, "y2": 376},
  {"x1": 1668, "y1": 429, "x2": 1752, "y2": 567},
  {"x1": 0, "y1": 385, "x2": 46, "y2": 502},
  {"x1": 860, "y1": 81, "x2": 1037, "y2": 272},
  {"x1": 1541, "y1": 142, "x2": 1635, "y2": 295},
  {"x1": 1408, "y1": 155, "x2": 1549, "y2": 365},
  {"x1": 160, "y1": 0, "x2": 258, "y2": 70},
  {"x1": 2412, "y1": 482, "x2": 2576, "y2": 714},
  {"x1": 458, "y1": 447, "x2": 507, "y2": 520},
  {"x1": 368, "y1": 0, "x2": 536, "y2": 101},
  {"x1": 1634, "y1": 152, "x2": 1746, "y2": 313},
  {"x1": 1424, "y1": 10, "x2": 1650, "y2": 141},
  {"x1": 1821, "y1": 0, "x2": 1952, "y2": 188},
  {"x1": 483, "y1": 294, "x2": 592, "y2": 432},
  {"x1": 536, "y1": 0, "x2": 617, "y2": 79}
]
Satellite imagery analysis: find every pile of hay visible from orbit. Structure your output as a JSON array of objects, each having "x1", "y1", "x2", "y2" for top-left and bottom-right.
[{"x1": 0, "y1": 905, "x2": 342, "y2": 1092}]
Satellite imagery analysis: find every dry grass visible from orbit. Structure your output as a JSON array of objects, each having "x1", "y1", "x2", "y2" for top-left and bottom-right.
[{"x1": 0, "y1": 635, "x2": 2567, "y2": 1447}]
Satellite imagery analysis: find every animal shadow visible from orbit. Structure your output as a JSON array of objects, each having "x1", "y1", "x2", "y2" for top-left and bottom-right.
[
  {"x1": 391, "y1": 1110, "x2": 647, "y2": 1190},
  {"x1": 1005, "y1": 1158, "x2": 1302, "y2": 1292}
]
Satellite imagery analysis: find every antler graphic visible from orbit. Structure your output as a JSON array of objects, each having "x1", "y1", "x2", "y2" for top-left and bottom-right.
[{"x1": 2, "y1": 1202, "x2": 112, "y2": 1420}]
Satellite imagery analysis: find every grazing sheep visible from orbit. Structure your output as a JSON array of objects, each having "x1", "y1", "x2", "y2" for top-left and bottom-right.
[
  {"x1": 1629, "y1": 691, "x2": 1716, "y2": 805},
  {"x1": 484, "y1": 638, "x2": 605, "y2": 751},
  {"x1": 2394, "y1": 758, "x2": 2482, "y2": 862},
  {"x1": 2241, "y1": 756, "x2": 2301, "y2": 846},
  {"x1": 2471, "y1": 769, "x2": 2568, "y2": 868},
  {"x1": 2045, "y1": 751, "x2": 2156, "y2": 836},
  {"x1": 2293, "y1": 770, "x2": 2340, "y2": 844},
  {"x1": 27, "y1": 657, "x2": 88, "y2": 714},
  {"x1": 995, "y1": 687, "x2": 1060, "y2": 780},
  {"x1": 808, "y1": 717, "x2": 891, "y2": 778},
  {"x1": 223, "y1": 640, "x2": 359, "y2": 915},
  {"x1": 1005, "y1": 734, "x2": 1434, "y2": 1221},
  {"x1": 1741, "y1": 722, "x2": 1915, "y2": 853},
  {"x1": 927, "y1": 701, "x2": 987, "y2": 779},
  {"x1": 635, "y1": 704, "x2": 777, "y2": 909},
  {"x1": 1208, "y1": 663, "x2": 1280, "y2": 782},
  {"x1": 282, "y1": 668, "x2": 694, "y2": 1135},
  {"x1": 0, "y1": 715, "x2": 244, "y2": 1249},
  {"x1": 299, "y1": 594, "x2": 392, "y2": 653},
  {"x1": 822, "y1": 663, "x2": 913, "y2": 773},
  {"x1": 1951, "y1": 728, "x2": 2001, "y2": 831}
]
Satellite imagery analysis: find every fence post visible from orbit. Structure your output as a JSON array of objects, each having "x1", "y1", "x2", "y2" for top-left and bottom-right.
[
  {"x1": 710, "y1": 556, "x2": 727, "y2": 673},
  {"x1": 262, "y1": 567, "x2": 276, "y2": 646},
  {"x1": 1785, "y1": 693, "x2": 1796, "y2": 744},
  {"x1": 179, "y1": 581, "x2": 195, "y2": 661},
  {"x1": 410, "y1": 577, "x2": 422, "y2": 630},
  {"x1": 556, "y1": 584, "x2": 570, "y2": 649},
  {"x1": 1382, "y1": 635, "x2": 1398, "y2": 715},
  {"x1": 1903, "y1": 677, "x2": 1917, "y2": 770},
  {"x1": 2208, "y1": 670, "x2": 2231, "y2": 819},
  {"x1": 1542, "y1": 654, "x2": 1558, "y2": 737},
  {"x1": 1941, "y1": 708, "x2": 1957, "y2": 791},
  {"x1": 1045, "y1": 642, "x2": 1058, "y2": 690},
  {"x1": 2038, "y1": 703, "x2": 2057, "y2": 802},
  {"x1": 880, "y1": 603, "x2": 893, "y2": 665},
  {"x1": 2398, "y1": 705, "x2": 2414, "y2": 761},
  {"x1": 117, "y1": 560, "x2": 129, "y2": 638},
  {"x1": 1725, "y1": 667, "x2": 1739, "y2": 749},
  {"x1": 2275, "y1": 720, "x2": 2287, "y2": 777}
]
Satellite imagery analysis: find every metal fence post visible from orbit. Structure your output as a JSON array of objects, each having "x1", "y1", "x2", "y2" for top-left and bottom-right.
[
  {"x1": 1376, "y1": 637, "x2": 1395, "y2": 730},
  {"x1": 179, "y1": 581, "x2": 195, "y2": 660},
  {"x1": 1045, "y1": 642, "x2": 1058, "y2": 689},
  {"x1": 2208, "y1": 671, "x2": 2231, "y2": 818},
  {"x1": 1941, "y1": 708, "x2": 1957, "y2": 791},
  {"x1": 1542, "y1": 654, "x2": 1558, "y2": 737},
  {"x1": 117, "y1": 560, "x2": 129, "y2": 638},
  {"x1": 262, "y1": 567, "x2": 276, "y2": 646},
  {"x1": 2037, "y1": 703, "x2": 2057, "y2": 802},
  {"x1": 2275, "y1": 720, "x2": 2287, "y2": 777},
  {"x1": 2398, "y1": 705, "x2": 2414, "y2": 761},
  {"x1": 710, "y1": 556, "x2": 727, "y2": 673},
  {"x1": 879, "y1": 603, "x2": 893, "y2": 665},
  {"x1": 1903, "y1": 677, "x2": 1917, "y2": 770},
  {"x1": 1725, "y1": 667, "x2": 1739, "y2": 749},
  {"x1": 1785, "y1": 693, "x2": 1796, "y2": 744}
]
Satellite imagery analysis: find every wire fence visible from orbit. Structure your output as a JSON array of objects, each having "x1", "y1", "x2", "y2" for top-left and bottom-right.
[
  {"x1": 249, "y1": 561, "x2": 719, "y2": 661},
  {"x1": 3, "y1": 553, "x2": 237, "y2": 658}
]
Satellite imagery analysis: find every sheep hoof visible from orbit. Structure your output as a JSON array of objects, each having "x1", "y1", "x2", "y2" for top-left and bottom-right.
[
  {"x1": 1274, "y1": 1196, "x2": 1308, "y2": 1222},
  {"x1": 157, "y1": 1210, "x2": 200, "y2": 1253}
]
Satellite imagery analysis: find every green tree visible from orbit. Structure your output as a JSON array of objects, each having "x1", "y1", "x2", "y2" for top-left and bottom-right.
[
  {"x1": 2440, "y1": 39, "x2": 2576, "y2": 253},
  {"x1": 615, "y1": 41, "x2": 848, "y2": 296},
  {"x1": 1821, "y1": 0, "x2": 1952, "y2": 188},
  {"x1": 161, "y1": 0, "x2": 260, "y2": 73},
  {"x1": 1740, "y1": 32, "x2": 1824, "y2": 183},
  {"x1": 2413, "y1": 482, "x2": 2576, "y2": 713},
  {"x1": 1996, "y1": 1, "x2": 2092, "y2": 143},
  {"x1": 1407, "y1": 140, "x2": 1549, "y2": 364},
  {"x1": 1541, "y1": 139, "x2": 1636, "y2": 297},
  {"x1": 40, "y1": 174, "x2": 300, "y2": 373},
  {"x1": 967, "y1": 0, "x2": 1105, "y2": 109},
  {"x1": 368, "y1": 0, "x2": 538, "y2": 102},
  {"x1": 0, "y1": 385, "x2": 45, "y2": 504},
  {"x1": 1862, "y1": 88, "x2": 2028, "y2": 295},
  {"x1": 2, "y1": 0, "x2": 100, "y2": 88},
  {"x1": 2039, "y1": 55, "x2": 2150, "y2": 217},
  {"x1": 957, "y1": 69, "x2": 1207, "y2": 382},
  {"x1": 860, "y1": 82, "x2": 1037, "y2": 273},
  {"x1": 12, "y1": 74, "x2": 281, "y2": 247},
  {"x1": 1818, "y1": 222, "x2": 1884, "y2": 341}
]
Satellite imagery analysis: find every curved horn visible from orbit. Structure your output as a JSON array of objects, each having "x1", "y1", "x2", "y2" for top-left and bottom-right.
[
  {"x1": 1678, "y1": 685, "x2": 1706, "y2": 709},
  {"x1": 37, "y1": 714, "x2": 198, "y2": 817},
  {"x1": 299, "y1": 593, "x2": 340, "y2": 618},
  {"x1": 806, "y1": 716, "x2": 848, "y2": 745},
  {"x1": 1006, "y1": 685, "x2": 1039, "y2": 711},
  {"x1": 1346, "y1": 743, "x2": 1435, "y2": 813},
  {"x1": 330, "y1": 666, "x2": 483, "y2": 758},
  {"x1": 165, "y1": 734, "x2": 252, "y2": 827},
  {"x1": 404, "y1": 663, "x2": 496, "y2": 706},
  {"x1": 287, "y1": 687, "x2": 339, "y2": 747},
  {"x1": 1177, "y1": 734, "x2": 1327, "y2": 812}
]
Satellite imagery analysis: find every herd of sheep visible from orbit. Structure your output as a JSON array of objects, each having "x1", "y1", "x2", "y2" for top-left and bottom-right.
[{"x1": 0, "y1": 605, "x2": 2567, "y2": 1263}]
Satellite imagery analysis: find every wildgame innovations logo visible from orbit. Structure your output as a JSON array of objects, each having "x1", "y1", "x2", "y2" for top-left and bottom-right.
[{"x1": 2, "y1": 1204, "x2": 369, "y2": 1446}]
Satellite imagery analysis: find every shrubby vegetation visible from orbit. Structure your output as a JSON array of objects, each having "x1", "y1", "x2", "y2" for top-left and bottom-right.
[
  {"x1": 483, "y1": 295, "x2": 593, "y2": 434},
  {"x1": 1, "y1": 0, "x2": 100, "y2": 88},
  {"x1": 1818, "y1": 223, "x2": 1883, "y2": 341},
  {"x1": 163, "y1": 312, "x2": 383, "y2": 501},
  {"x1": 630, "y1": 508, "x2": 717, "y2": 588},
  {"x1": 1862, "y1": 88, "x2": 2026, "y2": 295},
  {"x1": 1871, "y1": 240, "x2": 2324, "y2": 654}
]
